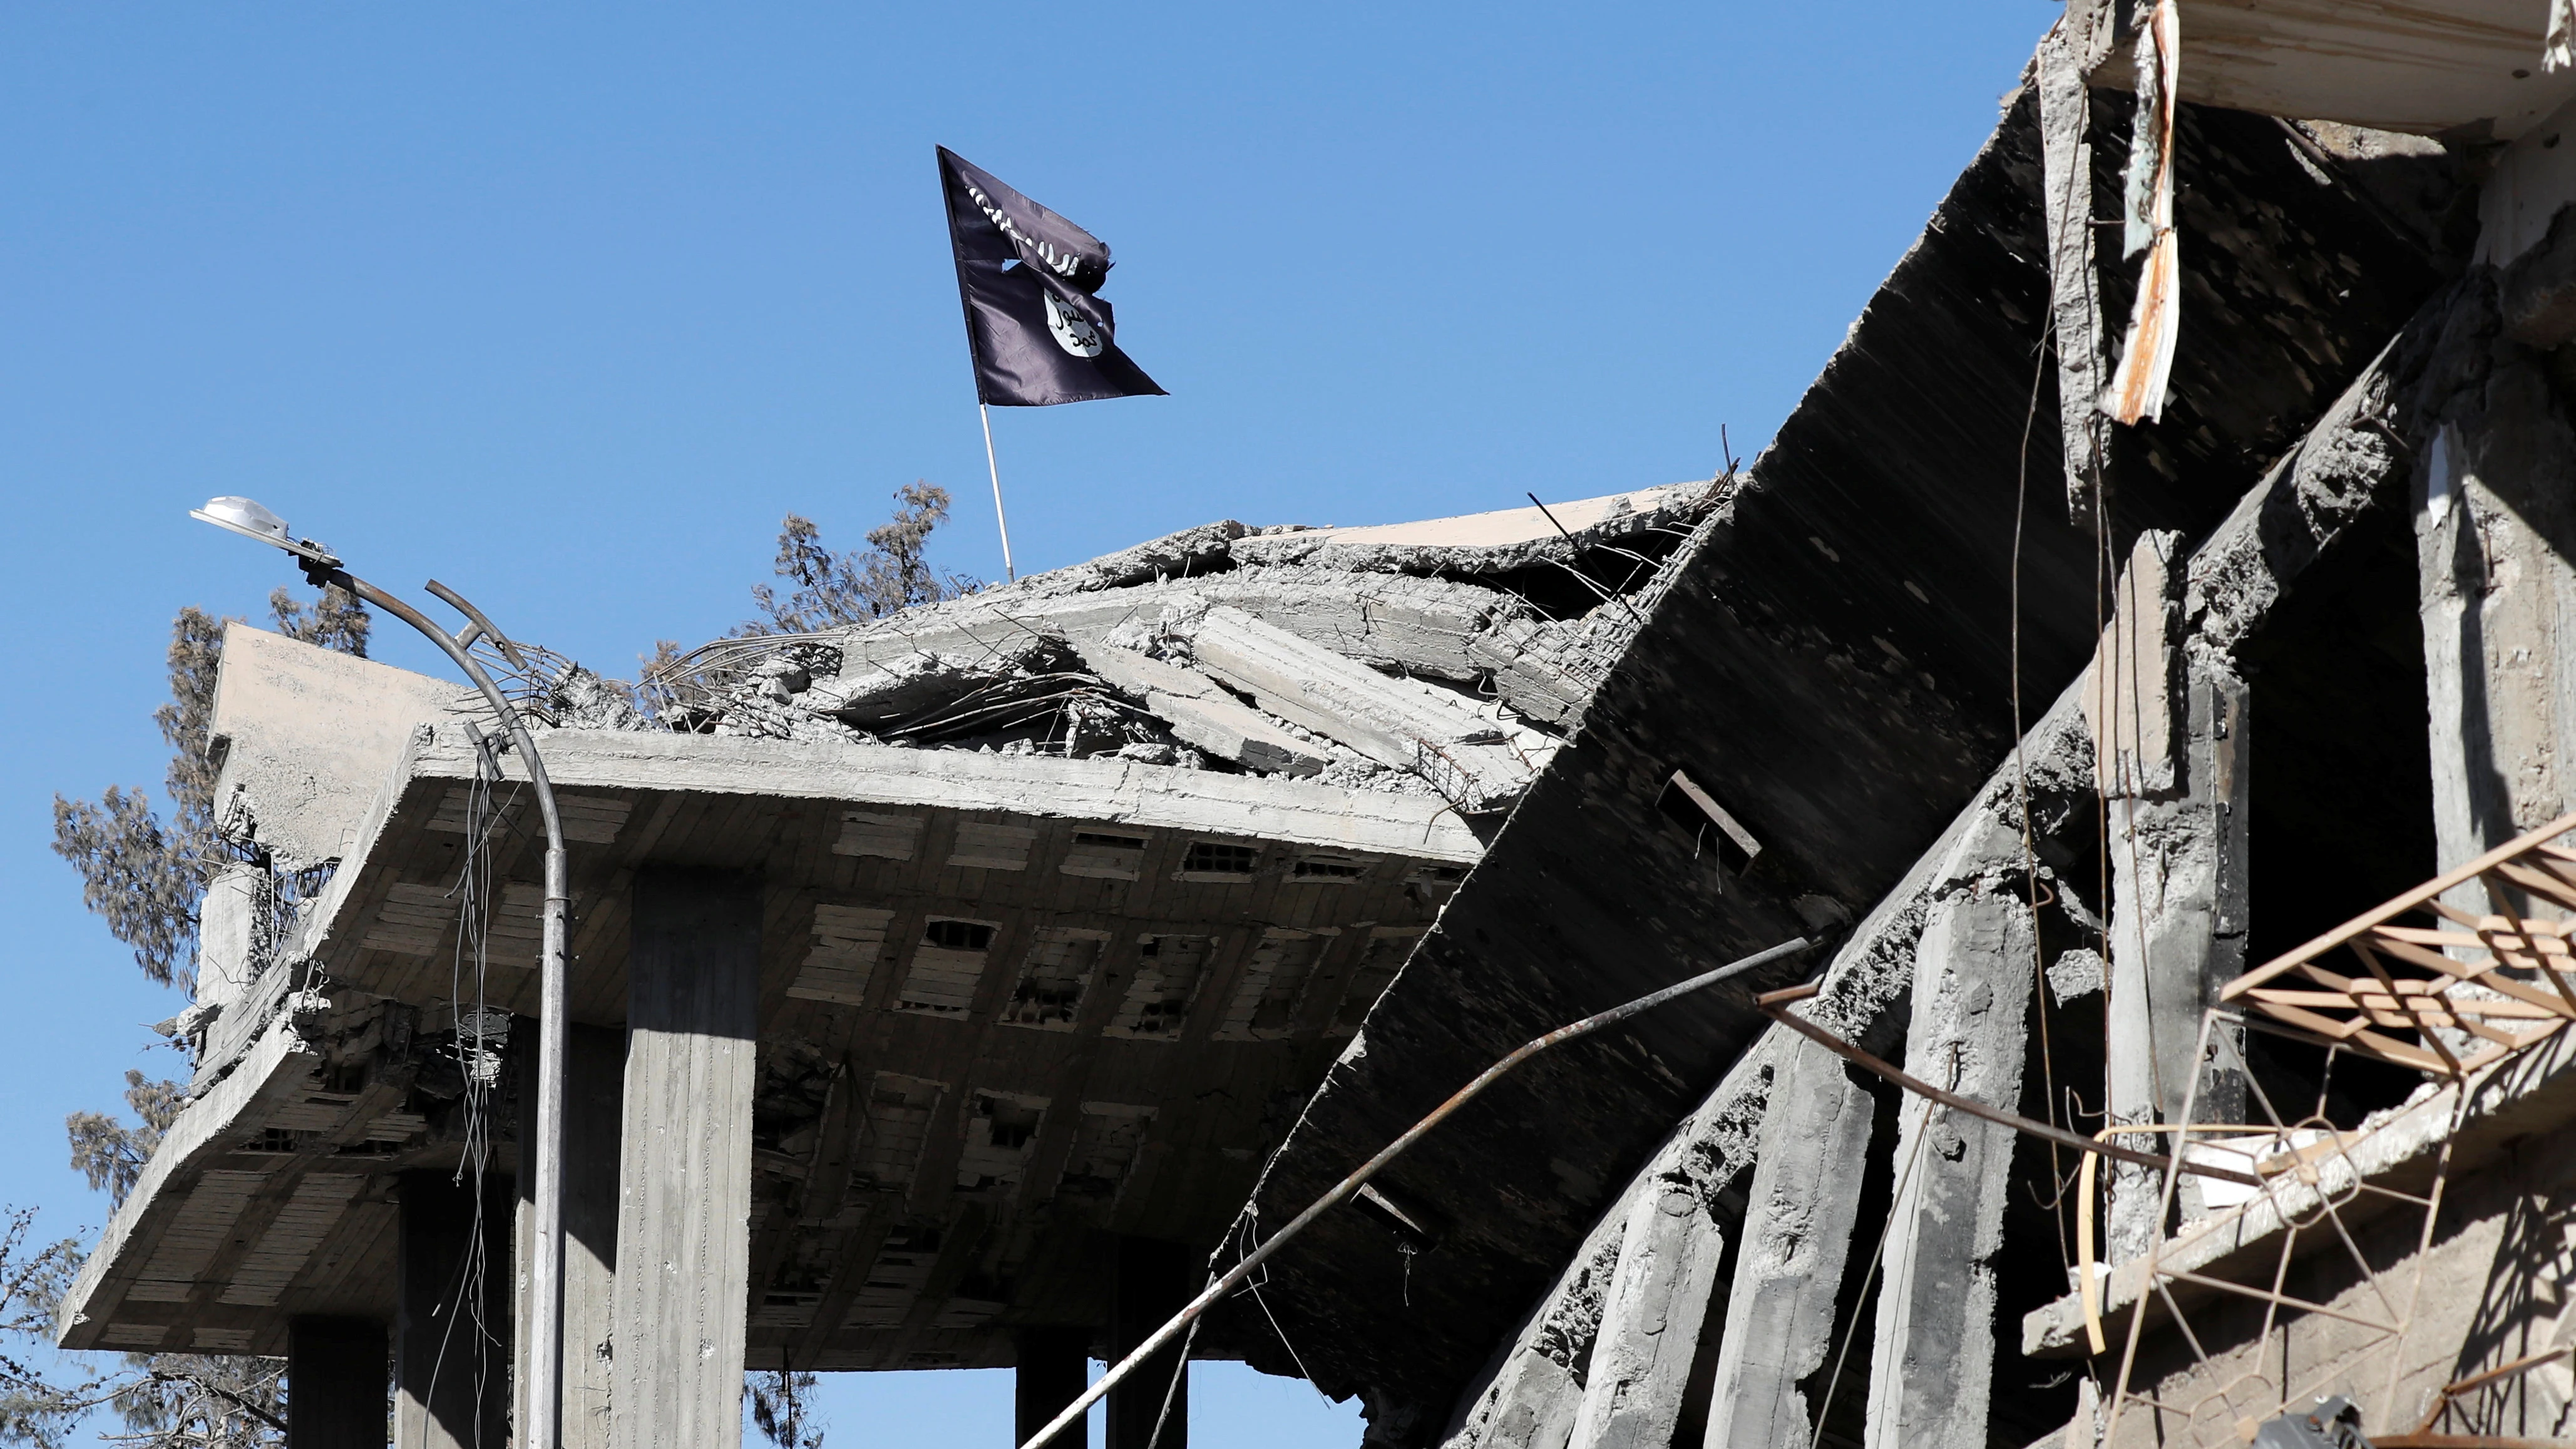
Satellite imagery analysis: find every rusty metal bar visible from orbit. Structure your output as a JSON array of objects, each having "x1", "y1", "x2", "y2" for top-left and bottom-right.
[
  {"x1": 1754, "y1": 990, "x2": 2266, "y2": 1189},
  {"x1": 1015, "y1": 934, "x2": 1818, "y2": 1449}
]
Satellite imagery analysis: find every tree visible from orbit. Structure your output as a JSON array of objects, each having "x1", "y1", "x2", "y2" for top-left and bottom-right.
[
  {"x1": 746, "y1": 1368, "x2": 824, "y2": 1449},
  {"x1": 746, "y1": 482, "x2": 976, "y2": 635},
  {"x1": 0, "y1": 1197, "x2": 287, "y2": 1449},
  {"x1": 0, "y1": 1208, "x2": 108, "y2": 1449},
  {"x1": 64, "y1": 1074, "x2": 182, "y2": 1212}
]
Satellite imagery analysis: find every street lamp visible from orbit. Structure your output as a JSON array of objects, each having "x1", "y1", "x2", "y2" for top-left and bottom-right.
[{"x1": 192, "y1": 496, "x2": 571, "y2": 1449}]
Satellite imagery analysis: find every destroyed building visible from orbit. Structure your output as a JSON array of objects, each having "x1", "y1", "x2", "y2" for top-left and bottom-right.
[{"x1": 54, "y1": 1, "x2": 2576, "y2": 1446}]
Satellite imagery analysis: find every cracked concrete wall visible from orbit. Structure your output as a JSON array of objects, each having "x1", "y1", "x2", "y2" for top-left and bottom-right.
[
  {"x1": 2098, "y1": 1130, "x2": 2576, "y2": 1448},
  {"x1": 207, "y1": 623, "x2": 478, "y2": 870}
]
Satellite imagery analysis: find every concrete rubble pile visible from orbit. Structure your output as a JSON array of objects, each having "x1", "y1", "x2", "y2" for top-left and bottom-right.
[{"x1": 651, "y1": 485, "x2": 1719, "y2": 817}]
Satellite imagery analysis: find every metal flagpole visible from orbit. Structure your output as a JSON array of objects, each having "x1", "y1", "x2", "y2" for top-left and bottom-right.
[{"x1": 980, "y1": 402, "x2": 1017, "y2": 581}]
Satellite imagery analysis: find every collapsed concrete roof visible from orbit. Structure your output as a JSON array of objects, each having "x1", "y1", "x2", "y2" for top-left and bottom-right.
[
  {"x1": 1220, "y1": 74, "x2": 2467, "y2": 1430},
  {"x1": 56, "y1": 485, "x2": 1704, "y2": 1371}
]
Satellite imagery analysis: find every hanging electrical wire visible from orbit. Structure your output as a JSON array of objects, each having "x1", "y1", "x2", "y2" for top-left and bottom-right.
[{"x1": 422, "y1": 725, "x2": 518, "y2": 1447}]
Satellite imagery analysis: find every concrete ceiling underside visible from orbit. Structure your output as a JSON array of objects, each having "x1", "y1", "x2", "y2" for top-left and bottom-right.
[{"x1": 61, "y1": 732, "x2": 1480, "y2": 1367}]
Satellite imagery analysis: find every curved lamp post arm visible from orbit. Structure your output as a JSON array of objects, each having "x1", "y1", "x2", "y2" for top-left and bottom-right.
[{"x1": 313, "y1": 566, "x2": 565, "y2": 840}]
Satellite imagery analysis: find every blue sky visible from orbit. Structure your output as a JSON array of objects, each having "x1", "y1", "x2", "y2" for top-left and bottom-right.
[{"x1": 0, "y1": 3, "x2": 2051, "y2": 1441}]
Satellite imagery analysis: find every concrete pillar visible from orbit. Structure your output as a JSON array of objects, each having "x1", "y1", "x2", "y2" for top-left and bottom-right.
[
  {"x1": 288, "y1": 1315, "x2": 387, "y2": 1448},
  {"x1": 394, "y1": 1170, "x2": 513, "y2": 1449},
  {"x1": 1108, "y1": 1237, "x2": 1192, "y2": 1449},
  {"x1": 2088, "y1": 531, "x2": 2252, "y2": 1255},
  {"x1": 1015, "y1": 1326, "x2": 1091, "y2": 1449},
  {"x1": 518, "y1": 1021, "x2": 625, "y2": 1449},
  {"x1": 1703, "y1": 1037, "x2": 1876, "y2": 1449},
  {"x1": 1862, "y1": 876, "x2": 2034, "y2": 1449},
  {"x1": 1568, "y1": 1180, "x2": 1725, "y2": 1449},
  {"x1": 2416, "y1": 362, "x2": 2576, "y2": 888},
  {"x1": 2104, "y1": 650, "x2": 2253, "y2": 1246},
  {"x1": 609, "y1": 869, "x2": 760, "y2": 1449},
  {"x1": 195, "y1": 864, "x2": 266, "y2": 1016}
]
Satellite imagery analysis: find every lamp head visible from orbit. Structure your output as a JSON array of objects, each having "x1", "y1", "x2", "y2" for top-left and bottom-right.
[{"x1": 190, "y1": 496, "x2": 342, "y2": 570}]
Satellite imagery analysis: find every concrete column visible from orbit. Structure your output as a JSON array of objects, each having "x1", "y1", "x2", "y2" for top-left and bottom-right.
[
  {"x1": 1567, "y1": 1180, "x2": 1725, "y2": 1449},
  {"x1": 196, "y1": 864, "x2": 267, "y2": 1017},
  {"x1": 609, "y1": 869, "x2": 760, "y2": 1449},
  {"x1": 1107, "y1": 1237, "x2": 1192, "y2": 1449},
  {"x1": 2416, "y1": 359, "x2": 2576, "y2": 886},
  {"x1": 2104, "y1": 650, "x2": 2253, "y2": 1246},
  {"x1": 288, "y1": 1315, "x2": 387, "y2": 1448},
  {"x1": 394, "y1": 1170, "x2": 513, "y2": 1449},
  {"x1": 1703, "y1": 1037, "x2": 1876, "y2": 1449},
  {"x1": 1015, "y1": 1326, "x2": 1091, "y2": 1449},
  {"x1": 1862, "y1": 876, "x2": 2034, "y2": 1449},
  {"x1": 518, "y1": 1022, "x2": 625, "y2": 1449},
  {"x1": 2090, "y1": 531, "x2": 2251, "y2": 1254}
]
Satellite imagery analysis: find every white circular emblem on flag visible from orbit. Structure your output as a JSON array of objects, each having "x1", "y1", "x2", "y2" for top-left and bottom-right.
[{"x1": 1043, "y1": 289, "x2": 1106, "y2": 358}]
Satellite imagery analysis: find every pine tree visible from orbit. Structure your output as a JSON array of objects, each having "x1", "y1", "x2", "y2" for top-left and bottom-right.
[{"x1": 746, "y1": 481, "x2": 976, "y2": 634}]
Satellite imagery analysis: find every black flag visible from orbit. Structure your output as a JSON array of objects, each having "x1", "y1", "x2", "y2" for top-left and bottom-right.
[{"x1": 938, "y1": 146, "x2": 1166, "y2": 407}]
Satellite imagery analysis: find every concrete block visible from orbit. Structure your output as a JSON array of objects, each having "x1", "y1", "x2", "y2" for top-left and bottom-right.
[
  {"x1": 209, "y1": 623, "x2": 473, "y2": 869},
  {"x1": 195, "y1": 864, "x2": 265, "y2": 1015}
]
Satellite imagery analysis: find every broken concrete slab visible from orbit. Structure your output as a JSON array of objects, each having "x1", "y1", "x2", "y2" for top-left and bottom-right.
[
  {"x1": 1184, "y1": 605, "x2": 1536, "y2": 811},
  {"x1": 830, "y1": 571, "x2": 1517, "y2": 687},
  {"x1": 1075, "y1": 638, "x2": 1328, "y2": 776},
  {"x1": 804, "y1": 636, "x2": 1063, "y2": 727},
  {"x1": 1229, "y1": 485, "x2": 1715, "y2": 578},
  {"x1": 1187, "y1": 607, "x2": 1497, "y2": 761},
  {"x1": 1012, "y1": 520, "x2": 1248, "y2": 596},
  {"x1": 1409, "y1": 317, "x2": 2429, "y2": 1443}
]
